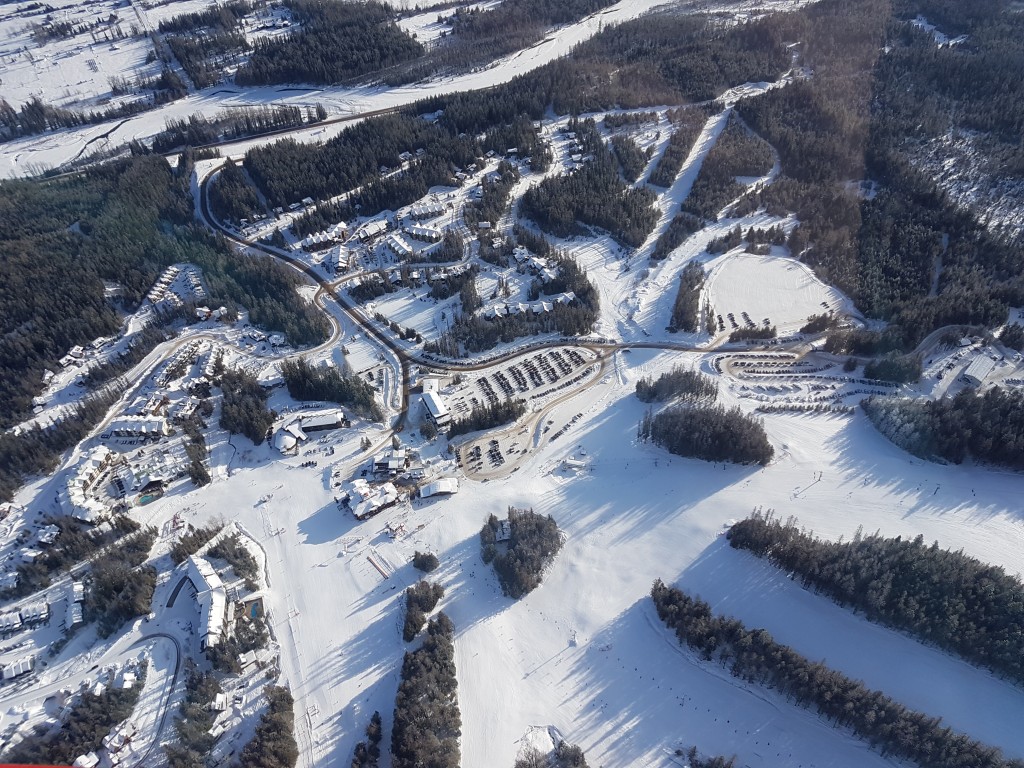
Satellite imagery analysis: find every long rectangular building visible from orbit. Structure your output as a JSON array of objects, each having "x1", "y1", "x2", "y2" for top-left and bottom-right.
[{"x1": 422, "y1": 391, "x2": 451, "y2": 428}]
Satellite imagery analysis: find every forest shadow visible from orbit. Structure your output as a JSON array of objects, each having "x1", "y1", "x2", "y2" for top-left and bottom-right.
[{"x1": 821, "y1": 413, "x2": 1017, "y2": 523}]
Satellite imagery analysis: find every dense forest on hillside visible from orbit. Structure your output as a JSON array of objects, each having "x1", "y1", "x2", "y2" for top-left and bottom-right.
[
  {"x1": 681, "y1": 113, "x2": 774, "y2": 221},
  {"x1": 728, "y1": 513, "x2": 1024, "y2": 685},
  {"x1": 651, "y1": 581, "x2": 1020, "y2": 768},
  {"x1": 391, "y1": 613, "x2": 461, "y2": 768},
  {"x1": 246, "y1": 114, "x2": 475, "y2": 208},
  {"x1": 219, "y1": 368, "x2": 274, "y2": 444},
  {"x1": 862, "y1": 388, "x2": 1024, "y2": 467},
  {"x1": 209, "y1": 158, "x2": 264, "y2": 223},
  {"x1": 639, "y1": 404, "x2": 773, "y2": 465},
  {"x1": 0, "y1": 152, "x2": 326, "y2": 431},
  {"x1": 610, "y1": 135, "x2": 649, "y2": 183},
  {"x1": 736, "y1": 0, "x2": 1024, "y2": 350},
  {"x1": 521, "y1": 118, "x2": 658, "y2": 247},
  {"x1": 281, "y1": 357, "x2": 383, "y2": 421},
  {"x1": 235, "y1": 0, "x2": 423, "y2": 86},
  {"x1": 648, "y1": 108, "x2": 707, "y2": 188}
]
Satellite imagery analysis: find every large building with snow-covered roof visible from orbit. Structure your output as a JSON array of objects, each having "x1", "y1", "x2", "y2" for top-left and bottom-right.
[
  {"x1": 342, "y1": 479, "x2": 401, "y2": 520},
  {"x1": 185, "y1": 556, "x2": 228, "y2": 650},
  {"x1": 106, "y1": 415, "x2": 169, "y2": 439},
  {"x1": 963, "y1": 355, "x2": 996, "y2": 387},
  {"x1": 59, "y1": 447, "x2": 120, "y2": 523},
  {"x1": 420, "y1": 477, "x2": 459, "y2": 498},
  {"x1": 422, "y1": 391, "x2": 451, "y2": 428}
]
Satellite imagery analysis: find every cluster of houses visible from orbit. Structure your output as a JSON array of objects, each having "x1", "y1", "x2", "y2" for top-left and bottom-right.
[
  {"x1": 58, "y1": 447, "x2": 120, "y2": 523},
  {"x1": 0, "y1": 600, "x2": 48, "y2": 635},
  {"x1": 297, "y1": 222, "x2": 348, "y2": 252},
  {"x1": 146, "y1": 265, "x2": 206, "y2": 312},
  {"x1": 482, "y1": 292, "x2": 577, "y2": 320}
]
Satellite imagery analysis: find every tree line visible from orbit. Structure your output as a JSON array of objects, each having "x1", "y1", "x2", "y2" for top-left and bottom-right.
[
  {"x1": 611, "y1": 134, "x2": 650, "y2": 184},
  {"x1": 237, "y1": 686, "x2": 299, "y2": 768},
  {"x1": 220, "y1": 368, "x2": 275, "y2": 444},
  {"x1": 638, "y1": 403, "x2": 774, "y2": 465},
  {"x1": 86, "y1": 527, "x2": 158, "y2": 637},
  {"x1": 391, "y1": 613, "x2": 461, "y2": 768},
  {"x1": 447, "y1": 398, "x2": 526, "y2": 438},
  {"x1": 403, "y1": 580, "x2": 445, "y2": 642},
  {"x1": 862, "y1": 387, "x2": 1024, "y2": 468},
  {"x1": 153, "y1": 104, "x2": 325, "y2": 154},
  {"x1": 282, "y1": 357, "x2": 383, "y2": 422},
  {"x1": 669, "y1": 262, "x2": 706, "y2": 332},
  {"x1": 351, "y1": 712, "x2": 383, "y2": 768},
  {"x1": 165, "y1": 661, "x2": 223, "y2": 768},
  {"x1": 235, "y1": 0, "x2": 423, "y2": 86},
  {"x1": 651, "y1": 580, "x2": 1023, "y2": 768},
  {"x1": 728, "y1": 513, "x2": 1024, "y2": 686},
  {"x1": 648, "y1": 108, "x2": 706, "y2": 188},
  {"x1": 636, "y1": 366, "x2": 718, "y2": 403}
]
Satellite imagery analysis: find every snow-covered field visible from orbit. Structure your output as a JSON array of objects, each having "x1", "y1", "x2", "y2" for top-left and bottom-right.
[
  {"x1": 42, "y1": 347, "x2": 1018, "y2": 768},
  {"x1": 0, "y1": 0, "x2": 815, "y2": 177},
  {"x1": 704, "y1": 251, "x2": 847, "y2": 337}
]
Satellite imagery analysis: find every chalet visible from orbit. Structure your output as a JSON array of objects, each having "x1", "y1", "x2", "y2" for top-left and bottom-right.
[
  {"x1": 373, "y1": 447, "x2": 409, "y2": 474},
  {"x1": 341, "y1": 479, "x2": 401, "y2": 520}
]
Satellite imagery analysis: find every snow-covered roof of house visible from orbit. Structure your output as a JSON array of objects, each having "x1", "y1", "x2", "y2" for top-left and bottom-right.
[
  {"x1": 344, "y1": 479, "x2": 400, "y2": 519},
  {"x1": 186, "y1": 556, "x2": 227, "y2": 648},
  {"x1": 422, "y1": 391, "x2": 449, "y2": 420},
  {"x1": 421, "y1": 477, "x2": 459, "y2": 497}
]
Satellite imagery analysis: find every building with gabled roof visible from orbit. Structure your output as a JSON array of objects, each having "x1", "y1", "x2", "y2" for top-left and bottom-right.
[
  {"x1": 185, "y1": 556, "x2": 228, "y2": 650},
  {"x1": 422, "y1": 391, "x2": 451, "y2": 428}
]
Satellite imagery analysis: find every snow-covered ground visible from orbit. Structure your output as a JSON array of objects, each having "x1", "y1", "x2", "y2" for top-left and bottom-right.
[
  {"x1": 0, "y1": 0, "x2": 815, "y2": 177},
  {"x1": 67, "y1": 346, "x2": 1024, "y2": 768},
  {"x1": 704, "y1": 250, "x2": 847, "y2": 337}
]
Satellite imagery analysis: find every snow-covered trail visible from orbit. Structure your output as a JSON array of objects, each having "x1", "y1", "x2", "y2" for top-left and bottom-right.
[{"x1": 0, "y1": 0, "x2": 670, "y2": 178}]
